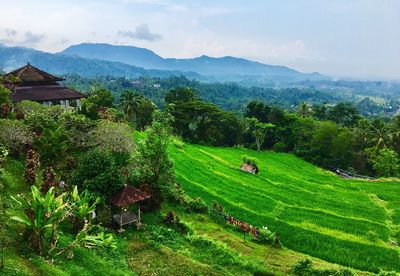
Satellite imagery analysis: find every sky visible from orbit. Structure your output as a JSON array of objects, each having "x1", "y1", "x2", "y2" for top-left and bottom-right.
[{"x1": 0, "y1": 0, "x2": 399, "y2": 80}]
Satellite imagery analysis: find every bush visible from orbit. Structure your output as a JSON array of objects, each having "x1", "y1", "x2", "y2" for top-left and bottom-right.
[
  {"x1": 255, "y1": 226, "x2": 276, "y2": 244},
  {"x1": 164, "y1": 211, "x2": 191, "y2": 234},
  {"x1": 165, "y1": 183, "x2": 189, "y2": 205},
  {"x1": 69, "y1": 149, "x2": 125, "y2": 202},
  {"x1": 0, "y1": 119, "x2": 33, "y2": 155},
  {"x1": 242, "y1": 155, "x2": 258, "y2": 167},
  {"x1": 272, "y1": 141, "x2": 287, "y2": 152},
  {"x1": 292, "y1": 259, "x2": 354, "y2": 276},
  {"x1": 171, "y1": 136, "x2": 185, "y2": 149},
  {"x1": 292, "y1": 259, "x2": 313, "y2": 276},
  {"x1": 368, "y1": 148, "x2": 400, "y2": 177},
  {"x1": 92, "y1": 120, "x2": 134, "y2": 154},
  {"x1": 188, "y1": 197, "x2": 208, "y2": 213},
  {"x1": 377, "y1": 270, "x2": 398, "y2": 276}
]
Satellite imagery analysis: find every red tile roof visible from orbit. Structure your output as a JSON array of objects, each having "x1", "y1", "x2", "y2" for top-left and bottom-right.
[{"x1": 109, "y1": 185, "x2": 150, "y2": 208}]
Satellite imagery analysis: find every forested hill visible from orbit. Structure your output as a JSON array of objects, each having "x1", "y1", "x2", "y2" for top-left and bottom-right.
[
  {"x1": 0, "y1": 45, "x2": 203, "y2": 80},
  {"x1": 62, "y1": 43, "x2": 327, "y2": 82},
  {"x1": 64, "y1": 74, "x2": 399, "y2": 116},
  {"x1": 64, "y1": 74, "x2": 343, "y2": 111}
]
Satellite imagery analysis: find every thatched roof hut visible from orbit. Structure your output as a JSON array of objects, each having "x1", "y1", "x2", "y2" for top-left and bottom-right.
[
  {"x1": 240, "y1": 163, "x2": 259, "y2": 174},
  {"x1": 109, "y1": 185, "x2": 150, "y2": 230}
]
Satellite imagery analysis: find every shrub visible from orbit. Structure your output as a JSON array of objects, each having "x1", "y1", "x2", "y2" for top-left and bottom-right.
[
  {"x1": 171, "y1": 136, "x2": 185, "y2": 149},
  {"x1": 292, "y1": 259, "x2": 354, "y2": 276},
  {"x1": 92, "y1": 120, "x2": 134, "y2": 154},
  {"x1": 69, "y1": 149, "x2": 124, "y2": 202},
  {"x1": 188, "y1": 197, "x2": 208, "y2": 213},
  {"x1": 0, "y1": 119, "x2": 33, "y2": 155},
  {"x1": 0, "y1": 146, "x2": 8, "y2": 168},
  {"x1": 165, "y1": 183, "x2": 188, "y2": 204},
  {"x1": 24, "y1": 149, "x2": 40, "y2": 185},
  {"x1": 272, "y1": 141, "x2": 287, "y2": 152},
  {"x1": 255, "y1": 226, "x2": 276, "y2": 244},
  {"x1": 292, "y1": 259, "x2": 313, "y2": 276},
  {"x1": 242, "y1": 155, "x2": 258, "y2": 167},
  {"x1": 377, "y1": 270, "x2": 398, "y2": 276},
  {"x1": 369, "y1": 148, "x2": 400, "y2": 177}
]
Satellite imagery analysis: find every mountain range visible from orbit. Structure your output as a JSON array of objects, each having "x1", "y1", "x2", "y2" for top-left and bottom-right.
[{"x1": 0, "y1": 43, "x2": 327, "y2": 83}]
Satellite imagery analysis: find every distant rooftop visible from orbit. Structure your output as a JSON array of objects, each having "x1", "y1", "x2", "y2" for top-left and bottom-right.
[
  {"x1": 6, "y1": 63, "x2": 64, "y2": 84},
  {"x1": 5, "y1": 63, "x2": 85, "y2": 103}
]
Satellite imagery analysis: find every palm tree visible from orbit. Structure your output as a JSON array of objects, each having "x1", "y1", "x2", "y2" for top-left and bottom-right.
[
  {"x1": 353, "y1": 118, "x2": 371, "y2": 148},
  {"x1": 370, "y1": 119, "x2": 392, "y2": 149},
  {"x1": 297, "y1": 102, "x2": 312, "y2": 118},
  {"x1": 119, "y1": 91, "x2": 142, "y2": 124}
]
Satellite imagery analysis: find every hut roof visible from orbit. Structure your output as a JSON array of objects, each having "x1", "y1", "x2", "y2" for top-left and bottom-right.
[
  {"x1": 109, "y1": 185, "x2": 150, "y2": 208},
  {"x1": 240, "y1": 162, "x2": 259, "y2": 174},
  {"x1": 6, "y1": 63, "x2": 64, "y2": 84},
  {"x1": 11, "y1": 84, "x2": 86, "y2": 102}
]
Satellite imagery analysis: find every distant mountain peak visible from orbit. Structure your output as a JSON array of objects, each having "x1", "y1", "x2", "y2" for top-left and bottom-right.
[{"x1": 60, "y1": 43, "x2": 326, "y2": 82}]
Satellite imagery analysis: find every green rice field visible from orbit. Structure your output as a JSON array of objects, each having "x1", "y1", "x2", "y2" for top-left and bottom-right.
[{"x1": 169, "y1": 143, "x2": 400, "y2": 273}]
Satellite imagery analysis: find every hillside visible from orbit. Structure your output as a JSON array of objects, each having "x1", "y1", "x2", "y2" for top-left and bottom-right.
[
  {"x1": 0, "y1": 45, "x2": 202, "y2": 80},
  {"x1": 61, "y1": 43, "x2": 327, "y2": 82},
  {"x1": 2, "y1": 157, "x2": 361, "y2": 275},
  {"x1": 168, "y1": 143, "x2": 400, "y2": 273}
]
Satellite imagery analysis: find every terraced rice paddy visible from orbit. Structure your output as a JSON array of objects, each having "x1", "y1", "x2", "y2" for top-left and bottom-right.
[{"x1": 168, "y1": 143, "x2": 400, "y2": 273}]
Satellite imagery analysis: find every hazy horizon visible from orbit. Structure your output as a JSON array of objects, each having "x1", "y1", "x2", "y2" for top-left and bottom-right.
[{"x1": 1, "y1": 0, "x2": 399, "y2": 80}]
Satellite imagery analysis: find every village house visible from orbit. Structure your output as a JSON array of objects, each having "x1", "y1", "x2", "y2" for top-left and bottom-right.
[{"x1": 5, "y1": 63, "x2": 85, "y2": 108}]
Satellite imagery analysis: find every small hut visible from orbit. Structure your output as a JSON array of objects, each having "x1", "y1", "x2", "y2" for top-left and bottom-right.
[
  {"x1": 240, "y1": 163, "x2": 259, "y2": 174},
  {"x1": 240, "y1": 156, "x2": 259, "y2": 174},
  {"x1": 109, "y1": 184, "x2": 150, "y2": 231}
]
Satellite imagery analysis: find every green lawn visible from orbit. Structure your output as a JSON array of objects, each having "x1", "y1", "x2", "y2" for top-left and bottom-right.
[{"x1": 168, "y1": 143, "x2": 400, "y2": 273}]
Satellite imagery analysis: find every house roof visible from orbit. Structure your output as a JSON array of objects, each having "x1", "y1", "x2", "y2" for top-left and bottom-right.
[
  {"x1": 5, "y1": 63, "x2": 64, "y2": 84},
  {"x1": 10, "y1": 84, "x2": 86, "y2": 102},
  {"x1": 109, "y1": 185, "x2": 150, "y2": 208}
]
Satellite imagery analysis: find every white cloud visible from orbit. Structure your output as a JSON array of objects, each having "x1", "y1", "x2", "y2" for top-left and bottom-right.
[{"x1": 118, "y1": 24, "x2": 162, "y2": 41}]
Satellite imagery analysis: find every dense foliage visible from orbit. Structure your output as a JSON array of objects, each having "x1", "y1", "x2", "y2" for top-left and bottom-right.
[{"x1": 131, "y1": 110, "x2": 175, "y2": 209}]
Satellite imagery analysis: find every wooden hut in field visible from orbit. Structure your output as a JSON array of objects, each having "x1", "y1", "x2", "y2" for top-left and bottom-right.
[
  {"x1": 109, "y1": 184, "x2": 150, "y2": 231},
  {"x1": 240, "y1": 162, "x2": 259, "y2": 174}
]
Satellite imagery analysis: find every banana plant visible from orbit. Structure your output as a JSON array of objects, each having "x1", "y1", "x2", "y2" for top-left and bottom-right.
[
  {"x1": 11, "y1": 186, "x2": 70, "y2": 255},
  {"x1": 70, "y1": 186, "x2": 99, "y2": 231}
]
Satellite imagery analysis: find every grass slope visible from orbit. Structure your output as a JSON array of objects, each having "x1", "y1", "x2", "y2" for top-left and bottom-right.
[{"x1": 169, "y1": 143, "x2": 400, "y2": 273}]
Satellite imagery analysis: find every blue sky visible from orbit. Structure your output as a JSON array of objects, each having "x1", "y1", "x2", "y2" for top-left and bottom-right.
[{"x1": 0, "y1": 0, "x2": 399, "y2": 79}]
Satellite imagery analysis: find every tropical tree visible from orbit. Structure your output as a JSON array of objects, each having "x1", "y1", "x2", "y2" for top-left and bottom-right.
[
  {"x1": 247, "y1": 117, "x2": 274, "y2": 152},
  {"x1": 370, "y1": 119, "x2": 392, "y2": 149},
  {"x1": 92, "y1": 120, "x2": 134, "y2": 154},
  {"x1": 165, "y1": 87, "x2": 196, "y2": 104},
  {"x1": 35, "y1": 126, "x2": 69, "y2": 166},
  {"x1": 369, "y1": 149, "x2": 400, "y2": 177},
  {"x1": 245, "y1": 100, "x2": 271, "y2": 123},
  {"x1": 119, "y1": 90, "x2": 142, "y2": 124},
  {"x1": 132, "y1": 110, "x2": 175, "y2": 209},
  {"x1": 327, "y1": 102, "x2": 360, "y2": 127},
  {"x1": 297, "y1": 102, "x2": 312, "y2": 118},
  {"x1": 69, "y1": 149, "x2": 124, "y2": 202}
]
